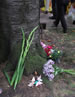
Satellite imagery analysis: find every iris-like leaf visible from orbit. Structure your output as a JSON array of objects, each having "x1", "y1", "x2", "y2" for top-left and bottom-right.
[
  {"x1": 4, "y1": 26, "x2": 38, "y2": 89},
  {"x1": 3, "y1": 71, "x2": 11, "y2": 85}
]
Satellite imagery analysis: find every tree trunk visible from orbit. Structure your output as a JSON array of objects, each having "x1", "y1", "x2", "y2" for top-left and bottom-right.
[
  {"x1": 0, "y1": 1, "x2": 10, "y2": 63},
  {"x1": 1, "y1": 0, "x2": 46, "y2": 74}
]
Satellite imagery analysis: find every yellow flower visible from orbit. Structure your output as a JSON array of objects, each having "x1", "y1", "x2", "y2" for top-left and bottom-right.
[
  {"x1": 58, "y1": 51, "x2": 60, "y2": 53},
  {"x1": 49, "y1": 55, "x2": 52, "y2": 58}
]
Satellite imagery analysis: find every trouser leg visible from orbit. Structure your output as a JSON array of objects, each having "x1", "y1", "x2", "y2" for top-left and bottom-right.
[
  {"x1": 52, "y1": 0, "x2": 57, "y2": 18},
  {"x1": 46, "y1": 0, "x2": 50, "y2": 11},
  {"x1": 54, "y1": 6, "x2": 60, "y2": 26},
  {"x1": 54, "y1": 15, "x2": 60, "y2": 26},
  {"x1": 60, "y1": 7, "x2": 67, "y2": 30}
]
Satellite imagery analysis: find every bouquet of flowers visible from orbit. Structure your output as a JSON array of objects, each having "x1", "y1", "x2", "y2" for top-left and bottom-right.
[
  {"x1": 43, "y1": 59, "x2": 75, "y2": 81},
  {"x1": 49, "y1": 49, "x2": 62, "y2": 62},
  {"x1": 40, "y1": 41, "x2": 62, "y2": 61}
]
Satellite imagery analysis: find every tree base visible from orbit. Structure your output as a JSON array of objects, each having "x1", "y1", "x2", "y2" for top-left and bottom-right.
[{"x1": 4, "y1": 43, "x2": 47, "y2": 75}]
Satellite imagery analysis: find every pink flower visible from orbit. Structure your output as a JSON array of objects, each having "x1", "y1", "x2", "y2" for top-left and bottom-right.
[
  {"x1": 40, "y1": 41, "x2": 53, "y2": 56},
  {"x1": 40, "y1": 41, "x2": 46, "y2": 49}
]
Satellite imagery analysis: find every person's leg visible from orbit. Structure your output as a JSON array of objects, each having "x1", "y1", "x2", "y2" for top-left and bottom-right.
[
  {"x1": 53, "y1": 5, "x2": 60, "y2": 26},
  {"x1": 45, "y1": 0, "x2": 50, "y2": 13},
  {"x1": 60, "y1": 7, "x2": 67, "y2": 33},
  {"x1": 52, "y1": 0, "x2": 57, "y2": 18},
  {"x1": 54, "y1": 14, "x2": 60, "y2": 26},
  {"x1": 72, "y1": 3, "x2": 75, "y2": 24}
]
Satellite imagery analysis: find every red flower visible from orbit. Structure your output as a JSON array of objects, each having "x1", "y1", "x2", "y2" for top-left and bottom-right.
[{"x1": 44, "y1": 45, "x2": 53, "y2": 56}]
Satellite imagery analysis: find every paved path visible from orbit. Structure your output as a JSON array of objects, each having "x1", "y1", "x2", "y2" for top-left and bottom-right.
[{"x1": 40, "y1": 12, "x2": 75, "y2": 29}]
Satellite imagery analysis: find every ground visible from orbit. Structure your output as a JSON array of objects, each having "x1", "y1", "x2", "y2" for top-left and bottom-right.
[{"x1": 0, "y1": 12, "x2": 75, "y2": 97}]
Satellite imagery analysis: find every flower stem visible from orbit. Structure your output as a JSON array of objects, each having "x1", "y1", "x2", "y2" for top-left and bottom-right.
[{"x1": 62, "y1": 69, "x2": 75, "y2": 75}]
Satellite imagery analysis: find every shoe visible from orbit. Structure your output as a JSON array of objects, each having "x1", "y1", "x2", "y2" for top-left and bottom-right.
[
  {"x1": 73, "y1": 21, "x2": 75, "y2": 25},
  {"x1": 44, "y1": 11, "x2": 48, "y2": 14},
  {"x1": 51, "y1": 22, "x2": 57, "y2": 27},
  {"x1": 63, "y1": 29, "x2": 67, "y2": 33},
  {"x1": 49, "y1": 16, "x2": 56, "y2": 19},
  {"x1": 49, "y1": 11, "x2": 53, "y2": 13}
]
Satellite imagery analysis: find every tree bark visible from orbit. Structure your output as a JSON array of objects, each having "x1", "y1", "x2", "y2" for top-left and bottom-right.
[
  {"x1": 0, "y1": 1, "x2": 10, "y2": 63},
  {"x1": 0, "y1": 0, "x2": 46, "y2": 74}
]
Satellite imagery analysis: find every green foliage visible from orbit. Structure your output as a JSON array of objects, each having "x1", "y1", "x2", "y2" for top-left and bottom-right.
[
  {"x1": 4, "y1": 26, "x2": 38, "y2": 89},
  {"x1": 63, "y1": 69, "x2": 75, "y2": 75},
  {"x1": 3, "y1": 70, "x2": 11, "y2": 85},
  {"x1": 53, "y1": 65, "x2": 63, "y2": 76},
  {"x1": 49, "y1": 50, "x2": 62, "y2": 61},
  {"x1": 25, "y1": 52, "x2": 46, "y2": 75}
]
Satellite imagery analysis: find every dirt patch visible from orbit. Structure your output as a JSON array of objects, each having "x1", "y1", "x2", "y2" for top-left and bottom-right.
[{"x1": 0, "y1": 70, "x2": 52, "y2": 97}]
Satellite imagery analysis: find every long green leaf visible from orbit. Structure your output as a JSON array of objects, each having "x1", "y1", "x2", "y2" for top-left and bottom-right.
[
  {"x1": 3, "y1": 71, "x2": 11, "y2": 85},
  {"x1": 14, "y1": 27, "x2": 37, "y2": 89},
  {"x1": 18, "y1": 34, "x2": 35, "y2": 83},
  {"x1": 11, "y1": 28, "x2": 25, "y2": 87},
  {"x1": 10, "y1": 70, "x2": 17, "y2": 86},
  {"x1": 19, "y1": 26, "x2": 38, "y2": 68},
  {"x1": 11, "y1": 26, "x2": 38, "y2": 89},
  {"x1": 18, "y1": 65, "x2": 25, "y2": 83},
  {"x1": 27, "y1": 26, "x2": 38, "y2": 43}
]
